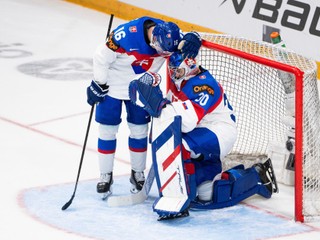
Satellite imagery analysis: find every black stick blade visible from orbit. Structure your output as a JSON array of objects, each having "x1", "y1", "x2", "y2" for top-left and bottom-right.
[{"x1": 61, "y1": 196, "x2": 74, "y2": 210}]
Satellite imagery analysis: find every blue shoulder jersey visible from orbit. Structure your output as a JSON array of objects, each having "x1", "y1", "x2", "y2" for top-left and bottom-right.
[
  {"x1": 107, "y1": 16, "x2": 163, "y2": 56},
  {"x1": 93, "y1": 16, "x2": 168, "y2": 100},
  {"x1": 165, "y1": 68, "x2": 236, "y2": 133}
]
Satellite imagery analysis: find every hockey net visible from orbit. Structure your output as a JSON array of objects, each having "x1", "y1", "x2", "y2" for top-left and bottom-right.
[{"x1": 190, "y1": 33, "x2": 319, "y2": 222}]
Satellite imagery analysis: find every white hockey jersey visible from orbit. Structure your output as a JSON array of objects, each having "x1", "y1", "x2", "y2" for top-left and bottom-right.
[
  {"x1": 93, "y1": 17, "x2": 167, "y2": 100},
  {"x1": 163, "y1": 67, "x2": 236, "y2": 134}
]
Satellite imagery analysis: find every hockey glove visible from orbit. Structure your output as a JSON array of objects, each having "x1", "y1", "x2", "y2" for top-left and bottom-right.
[
  {"x1": 87, "y1": 80, "x2": 109, "y2": 106},
  {"x1": 179, "y1": 31, "x2": 202, "y2": 59},
  {"x1": 129, "y1": 72, "x2": 169, "y2": 117}
]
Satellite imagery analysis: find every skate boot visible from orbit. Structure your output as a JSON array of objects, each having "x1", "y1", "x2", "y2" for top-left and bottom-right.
[
  {"x1": 130, "y1": 169, "x2": 145, "y2": 193},
  {"x1": 97, "y1": 172, "x2": 113, "y2": 200},
  {"x1": 253, "y1": 158, "x2": 279, "y2": 194}
]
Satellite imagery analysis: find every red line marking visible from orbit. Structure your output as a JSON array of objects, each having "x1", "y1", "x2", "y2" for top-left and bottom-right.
[
  {"x1": 0, "y1": 115, "x2": 129, "y2": 165},
  {"x1": 28, "y1": 111, "x2": 89, "y2": 126},
  {"x1": 243, "y1": 202, "x2": 320, "y2": 233}
]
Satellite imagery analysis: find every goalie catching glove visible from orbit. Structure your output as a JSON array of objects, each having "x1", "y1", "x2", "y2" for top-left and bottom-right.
[{"x1": 129, "y1": 72, "x2": 169, "y2": 117}]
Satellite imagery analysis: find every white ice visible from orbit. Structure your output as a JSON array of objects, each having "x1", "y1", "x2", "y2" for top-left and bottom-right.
[{"x1": 1, "y1": 0, "x2": 320, "y2": 239}]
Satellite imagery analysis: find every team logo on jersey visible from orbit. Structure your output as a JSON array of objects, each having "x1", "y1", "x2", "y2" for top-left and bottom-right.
[
  {"x1": 193, "y1": 84, "x2": 214, "y2": 95},
  {"x1": 106, "y1": 32, "x2": 119, "y2": 51},
  {"x1": 129, "y1": 26, "x2": 137, "y2": 32},
  {"x1": 131, "y1": 59, "x2": 154, "y2": 74}
]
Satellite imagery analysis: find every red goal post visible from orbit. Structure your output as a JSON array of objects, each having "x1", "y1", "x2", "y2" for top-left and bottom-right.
[{"x1": 167, "y1": 33, "x2": 319, "y2": 222}]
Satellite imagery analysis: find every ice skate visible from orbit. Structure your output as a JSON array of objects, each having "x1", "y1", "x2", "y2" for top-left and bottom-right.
[
  {"x1": 97, "y1": 172, "x2": 113, "y2": 200},
  {"x1": 130, "y1": 170, "x2": 145, "y2": 193},
  {"x1": 254, "y1": 158, "x2": 279, "y2": 194}
]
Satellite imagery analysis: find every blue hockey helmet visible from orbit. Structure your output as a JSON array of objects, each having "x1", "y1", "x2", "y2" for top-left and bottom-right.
[{"x1": 151, "y1": 22, "x2": 182, "y2": 56}]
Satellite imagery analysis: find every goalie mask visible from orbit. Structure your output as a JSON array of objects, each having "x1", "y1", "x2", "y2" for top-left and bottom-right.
[
  {"x1": 151, "y1": 22, "x2": 182, "y2": 56},
  {"x1": 168, "y1": 52, "x2": 199, "y2": 90}
]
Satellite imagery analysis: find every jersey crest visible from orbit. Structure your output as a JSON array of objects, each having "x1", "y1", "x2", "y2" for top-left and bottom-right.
[
  {"x1": 129, "y1": 26, "x2": 137, "y2": 33},
  {"x1": 131, "y1": 58, "x2": 154, "y2": 74}
]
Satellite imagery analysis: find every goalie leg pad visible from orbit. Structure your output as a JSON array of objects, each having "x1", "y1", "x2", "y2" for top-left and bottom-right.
[
  {"x1": 151, "y1": 116, "x2": 194, "y2": 218},
  {"x1": 224, "y1": 165, "x2": 273, "y2": 200},
  {"x1": 190, "y1": 165, "x2": 271, "y2": 210}
]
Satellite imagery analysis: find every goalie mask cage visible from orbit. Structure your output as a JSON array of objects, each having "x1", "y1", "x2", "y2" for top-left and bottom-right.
[{"x1": 176, "y1": 33, "x2": 320, "y2": 222}]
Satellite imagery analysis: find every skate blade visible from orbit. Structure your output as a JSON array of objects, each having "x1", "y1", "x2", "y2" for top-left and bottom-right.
[{"x1": 101, "y1": 191, "x2": 112, "y2": 201}]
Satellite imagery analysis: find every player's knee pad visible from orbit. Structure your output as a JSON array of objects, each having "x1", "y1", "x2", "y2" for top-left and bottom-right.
[
  {"x1": 128, "y1": 122, "x2": 148, "y2": 139},
  {"x1": 99, "y1": 124, "x2": 119, "y2": 140}
]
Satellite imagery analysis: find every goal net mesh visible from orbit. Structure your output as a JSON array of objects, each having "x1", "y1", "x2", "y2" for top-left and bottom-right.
[{"x1": 198, "y1": 33, "x2": 320, "y2": 222}]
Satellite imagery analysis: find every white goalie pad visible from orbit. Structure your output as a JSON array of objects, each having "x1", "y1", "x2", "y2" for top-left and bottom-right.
[{"x1": 151, "y1": 116, "x2": 189, "y2": 214}]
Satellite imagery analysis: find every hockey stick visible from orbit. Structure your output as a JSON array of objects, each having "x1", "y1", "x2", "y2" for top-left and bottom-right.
[
  {"x1": 61, "y1": 14, "x2": 114, "y2": 211},
  {"x1": 61, "y1": 105, "x2": 95, "y2": 210},
  {"x1": 107, "y1": 164, "x2": 155, "y2": 207}
]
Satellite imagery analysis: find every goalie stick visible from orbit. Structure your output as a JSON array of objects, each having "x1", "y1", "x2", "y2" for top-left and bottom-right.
[{"x1": 107, "y1": 164, "x2": 155, "y2": 207}]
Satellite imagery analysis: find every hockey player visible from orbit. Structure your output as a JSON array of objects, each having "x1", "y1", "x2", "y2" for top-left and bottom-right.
[
  {"x1": 86, "y1": 16, "x2": 202, "y2": 199},
  {"x1": 129, "y1": 51, "x2": 278, "y2": 219}
]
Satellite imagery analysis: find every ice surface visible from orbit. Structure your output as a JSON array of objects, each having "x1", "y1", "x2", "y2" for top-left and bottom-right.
[
  {"x1": 1, "y1": 0, "x2": 320, "y2": 239},
  {"x1": 21, "y1": 176, "x2": 313, "y2": 240}
]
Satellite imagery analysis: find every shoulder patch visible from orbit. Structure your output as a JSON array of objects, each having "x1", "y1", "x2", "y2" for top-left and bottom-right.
[
  {"x1": 106, "y1": 31, "x2": 120, "y2": 51},
  {"x1": 193, "y1": 84, "x2": 214, "y2": 95},
  {"x1": 129, "y1": 26, "x2": 137, "y2": 33}
]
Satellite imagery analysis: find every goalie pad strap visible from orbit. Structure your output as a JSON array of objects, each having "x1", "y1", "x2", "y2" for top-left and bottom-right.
[{"x1": 184, "y1": 162, "x2": 195, "y2": 175}]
